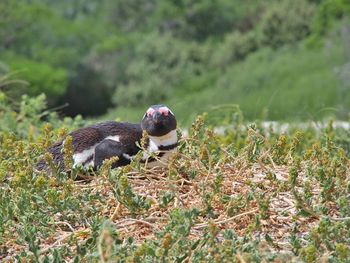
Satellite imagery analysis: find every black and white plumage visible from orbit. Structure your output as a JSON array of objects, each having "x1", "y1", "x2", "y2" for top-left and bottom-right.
[{"x1": 36, "y1": 105, "x2": 177, "y2": 172}]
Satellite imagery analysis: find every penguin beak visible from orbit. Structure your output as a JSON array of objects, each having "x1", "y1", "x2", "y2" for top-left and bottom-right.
[{"x1": 152, "y1": 111, "x2": 162, "y2": 124}]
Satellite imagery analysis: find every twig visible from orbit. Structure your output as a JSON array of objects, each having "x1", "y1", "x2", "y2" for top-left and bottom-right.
[
  {"x1": 40, "y1": 229, "x2": 90, "y2": 254},
  {"x1": 235, "y1": 253, "x2": 247, "y2": 263},
  {"x1": 193, "y1": 208, "x2": 259, "y2": 230},
  {"x1": 114, "y1": 218, "x2": 156, "y2": 229},
  {"x1": 110, "y1": 203, "x2": 121, "y2": 221},
  {"x1": 326, "y1": 216, "x2": 350, "y2": 221},
  {"x1": 267, "y1": 153, "x2": 277, "y2": 170},
  {"x1": 55, "y1": 221, "x2": 75, "y2": 232},
  {"x1": 40, "y1": 232, "x2": 72, "y2": 254}
]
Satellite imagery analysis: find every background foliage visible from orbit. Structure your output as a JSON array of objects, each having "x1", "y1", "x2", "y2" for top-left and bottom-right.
[{"x1": 0, "y1": 0, "x2": 350, "y2": 123}]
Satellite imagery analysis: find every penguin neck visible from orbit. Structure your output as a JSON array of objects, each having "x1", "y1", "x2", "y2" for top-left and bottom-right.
[{"x1": 148, "y1": 129, "x2": 177, "y2": 151}]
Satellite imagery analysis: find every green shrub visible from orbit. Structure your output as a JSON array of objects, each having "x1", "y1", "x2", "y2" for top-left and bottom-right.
[
  {"x1": 153, "y1": 0, "x2": 267, "y2": 41},
  {"x1": 168, "y1": 41, "x2": 347, "y2": 123},
  {"x1": 260, "y1": 0, "x2": 315, "y2": 48},
  {"x1": 7, "y1": 58, "x2": 67, "y2": 97},
  {"x1": 112, "y1": 32, "x2": 208, "y2": 107},
  {"x1": 211, "y1": 30, "x2": 259, "y2": 69},
  {"x1": 312, "y1": 0, "x2": 350, "y2": 35},
  {"x1": 216, "y1": 44, "x2": 347, "y2": 120},
  {"x1": 107, "y1": 0, "x2": 156, "y2": 32},
  {"x1": 0, "y1": 92, "x2": 84, "y2": 138},
  {"x1": 113, "y1": 76, "x2": 168, "y2": 108}
]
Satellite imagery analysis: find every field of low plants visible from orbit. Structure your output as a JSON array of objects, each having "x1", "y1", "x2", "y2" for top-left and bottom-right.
[{"x1": 1, "y1": 96, "x2": 349, "y2": 262}]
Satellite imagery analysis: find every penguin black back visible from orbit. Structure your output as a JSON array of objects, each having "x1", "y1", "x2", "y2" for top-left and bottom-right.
[{"x1": 36, "y1": 121, "x2": 142, "y2": 172}]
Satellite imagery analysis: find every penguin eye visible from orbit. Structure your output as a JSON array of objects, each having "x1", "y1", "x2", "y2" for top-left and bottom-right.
[
  {"x1": 159, "y1": 107, "x2": 170, "y2": 116},
  {"x1": 146, "y1": 108, "x2": 155, "y2": 117},
  {"x1": 168, "y1": 109, "x2": 174, "y2": 116}
]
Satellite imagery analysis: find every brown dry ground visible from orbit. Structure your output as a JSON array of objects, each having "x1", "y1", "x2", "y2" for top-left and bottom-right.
[{"x1": 29, "y1": 160, "x2": 338, "y2": 259}]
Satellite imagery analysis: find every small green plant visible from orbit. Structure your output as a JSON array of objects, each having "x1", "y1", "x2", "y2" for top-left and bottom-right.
[{"x1": 113, "y1": 175, "x2": 151, "y2": 215}]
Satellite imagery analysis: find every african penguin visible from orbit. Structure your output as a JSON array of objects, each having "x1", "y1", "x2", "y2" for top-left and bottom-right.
[{"x1": 36, "y1": 105, "x2": 177, "y2": 172}]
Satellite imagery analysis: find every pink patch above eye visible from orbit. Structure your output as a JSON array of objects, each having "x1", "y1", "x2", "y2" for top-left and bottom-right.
[
  {"x1": 147, "y1": 108, "x2": 155, "y2": 117},
  {"x1": 159, "y1": 107, "x2": 169, "y2": 116}
]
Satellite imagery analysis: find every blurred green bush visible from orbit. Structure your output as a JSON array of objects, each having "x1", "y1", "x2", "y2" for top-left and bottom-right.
[
  {"x1": 312, "y1": 0, "x2": 350, "y2": 35},
  {"x1": 0, "y1": 0, "x2": 349, "y2": 121},
  {"x1": 8, "y1": 58, "x2": 67, "y2": 97},
  {"x1": 260, "y1": 0, "x2": 315, "y2": 48}
]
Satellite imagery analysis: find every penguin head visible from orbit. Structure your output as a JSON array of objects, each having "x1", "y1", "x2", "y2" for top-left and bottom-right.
[{"x1": 141, "y1": 105, "x2": 177, "y2": 136}]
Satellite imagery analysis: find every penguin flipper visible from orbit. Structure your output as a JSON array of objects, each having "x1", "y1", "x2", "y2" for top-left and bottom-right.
[{"x1": 94, "y1": 139, "x2": 131, "y2": 169}]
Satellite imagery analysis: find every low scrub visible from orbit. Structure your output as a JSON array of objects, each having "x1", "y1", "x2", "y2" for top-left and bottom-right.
[{"x1": 0, "y1": 95, "x2": 349, "y2": 261}]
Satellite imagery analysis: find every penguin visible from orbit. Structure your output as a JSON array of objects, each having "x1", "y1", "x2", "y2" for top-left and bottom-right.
[{"x1": 36, "y1": 105, "x2": 177, "y2": 172}]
